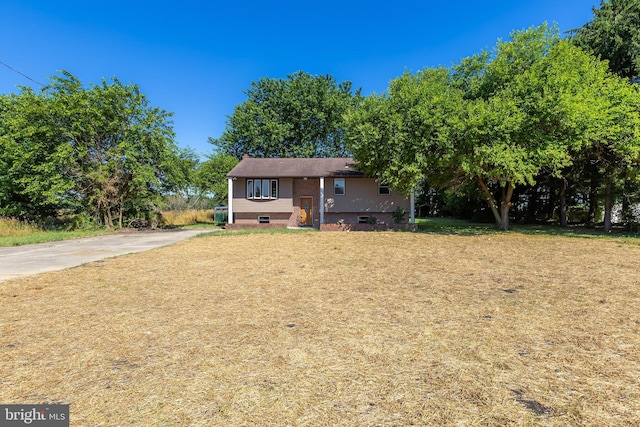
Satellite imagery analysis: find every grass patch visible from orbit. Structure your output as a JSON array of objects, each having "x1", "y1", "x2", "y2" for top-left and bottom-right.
[
  {"x1": 0, "y1": 218, "x2": 108, "y2": 247},
  {"x1": 205, "y1": 227, "x2": 318, "y2": 237},
  {"x1": 416, "y1": 217, "x2": 497, "y2": 234},
  {"x1": 173, "y1": 223, "x2": 221, "y2": 230},
  {"x1": 160, "y1": 210, "x2": 216, "y2": 226},
  {"x1": 188, "y1": 227, "x2": 316, "y2": 240},
  {"x1": 0, "y1": 217, "x2": 39, "y2": 236},
  {"x1": 1, "y1": 232, "x2": 639, "y2": 425},
  {"x1": 417, "y1": 217, "x2": 640, "y2": 240}
]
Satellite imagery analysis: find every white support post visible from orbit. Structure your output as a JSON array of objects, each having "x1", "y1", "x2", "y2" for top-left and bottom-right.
[
  {"x1": 227, "y1": 178, "x2": 234, "y2": 224},
  {"x1": 410, "y1": 190, "x2": 415, "y2": 224},
  {"x1": 319, "y1": 176, "x2": 325, "y2": 225}
]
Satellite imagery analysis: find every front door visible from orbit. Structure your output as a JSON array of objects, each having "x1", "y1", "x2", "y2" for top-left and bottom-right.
[{"x1": 300, "y1": 197, "x2": 313, "y2": 226}]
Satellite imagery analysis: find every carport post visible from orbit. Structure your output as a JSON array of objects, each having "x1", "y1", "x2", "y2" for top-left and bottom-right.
[
  {"x1": 410, "y1": 190, "x2": 415, "y2": 224},
  {"x1": 227, "y1": 178, "x2": 234, "y2": 224},
  {"x1": 319, "y1": 176, "x2": 325, "y2": 225}
]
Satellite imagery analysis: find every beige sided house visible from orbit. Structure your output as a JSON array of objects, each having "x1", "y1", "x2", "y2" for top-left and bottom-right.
[{"x1": 226, "y1": 156, "x2": 415, "y2": 229}]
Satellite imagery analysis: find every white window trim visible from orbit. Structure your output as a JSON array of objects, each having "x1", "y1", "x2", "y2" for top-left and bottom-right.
[
  {"x1": 247, "y1": 179, "x2": 254, "y2": 198},
  {"x1": 258, "y1": 215, "x2": 270, "y2": 224},
  {"x1": 254, "y1": 179, "x2": 262, "y2": 198},
  {"x1": 334, "y1": 178, "x2": 345, "y2": 196},
  {"x1": 246, "y1": 178, "x2": 278, "y2": 200},
  {"x1": 378, "y1": 182, "x2": 391, "y2": 195}
]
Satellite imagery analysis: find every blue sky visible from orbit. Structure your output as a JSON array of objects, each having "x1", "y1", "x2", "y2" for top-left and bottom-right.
[{"x1": 1, "y1": 1, "x2": 597, "y2": 159}]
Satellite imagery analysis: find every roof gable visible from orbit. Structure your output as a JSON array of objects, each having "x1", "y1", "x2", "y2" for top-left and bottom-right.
[{"x1": 226, "y1": 157, "x2": 365, "y2": 178}]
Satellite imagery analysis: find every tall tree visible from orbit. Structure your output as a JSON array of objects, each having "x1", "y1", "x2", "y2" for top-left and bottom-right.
[
  {"x1": 346, "y1": 24, "x2": 640, "y2": 230},
  {"x1": 348, "y1": 25, "x2": 565, "y2": 230},
  {"x1": 193, "y1": 151, "x2": 239, "y2": 207},
  {"x1": 570, "y1": 0, "x2": 640, "y2": 82},
  {"x1": 576, "y1": 76, "x2": 640, "y2": 232},
  {"x1": 47, "y1": 71, "x2": 189, "y2": 228},
  {"x1": 570, "y1": 0, "x2": 640, "y2": 230},
  {"x1": 543, "y1": 40, "x2": 640, "y2": 230},
  {"x1": 0, "y1": 89, "x2": 74, "y2": 218},
  {"x1": 0, "y1": 71, "x2": 190, "y2": 227},
  {"x1": 346, "y1": 67, "x2": 466, "y2": 196},
  {"x1": 214, "y1": 71, "x2": 359, "y2": 158}
]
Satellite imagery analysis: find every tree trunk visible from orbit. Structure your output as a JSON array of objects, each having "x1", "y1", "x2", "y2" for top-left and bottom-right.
[
  {"x1": 621, "y1": 178, "x2": 633, "y2": 231},
  {"x1": 103, "y1": 202, "x2": 114, "y2": 230},
  {"x1": 559, "y1": 178, "x2": 568, "y2": 227},
  {"x1": 499, "y1": 199, "x2": 511, "y2": 230},
  {"x1": 477, "y1": 177, "x2": 513, "y2": 230},
  {"x1": 525, "y1": 187, "x2": 538, "y2": 223},
  {"x1": 118, "y1": 204, "x2": 124, "y2": 229},
  {"x1": 499, "y1": 182, "x2": 514, "y2": 231},
  {"x1": 603, "y1": 175, "x2": 613, "y2": 232},
  {"x1": 587, "y1": 175, "x2": 598, "y2": 227}
]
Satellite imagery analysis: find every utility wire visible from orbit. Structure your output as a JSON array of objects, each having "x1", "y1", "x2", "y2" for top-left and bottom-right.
[{"x1": 0, "y1": 61, "x2": 45, "y2": 86}]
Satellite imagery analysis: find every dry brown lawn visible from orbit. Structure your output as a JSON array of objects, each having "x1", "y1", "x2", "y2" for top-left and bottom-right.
[{"x1": 1, "y1": 232, "x2": 639, "y2": 426}]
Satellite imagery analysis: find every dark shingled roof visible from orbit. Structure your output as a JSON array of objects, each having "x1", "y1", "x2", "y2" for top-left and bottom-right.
[{"x1": 226, "y1": 157, "x2": 365, "y2": 178}]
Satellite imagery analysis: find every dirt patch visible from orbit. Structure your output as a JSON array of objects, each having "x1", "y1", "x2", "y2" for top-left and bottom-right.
[{"x1": 1, "y1": 232, "x2": 639, "y2": 425}]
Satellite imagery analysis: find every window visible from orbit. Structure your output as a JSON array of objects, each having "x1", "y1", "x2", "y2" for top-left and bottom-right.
[
  {"x1": 258, "y1": 216, "x2": 270, "y2": 224},
  {"x1": 246, "y1": 179, "x2": 278, "y2": 200},
  {"x1": 254, "y1": 179, "x2": 262, "y2": 198},
  {"x1": 358, "y1": 216, "x2": 370, "y2": 224},
  {"x1": 378, "y1": 182, "x2": 391, "y2": 195},
  {"x1": 247, "y1": 180, "x2": 254, "y2": 198},
  {"x1": 334, "y1": 178, "x2": 345, "y2": 196}
]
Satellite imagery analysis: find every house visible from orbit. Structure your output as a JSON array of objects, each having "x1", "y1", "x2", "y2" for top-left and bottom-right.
[{"x1": 225, "y1": 156, "x2": 415, "y2": 230}]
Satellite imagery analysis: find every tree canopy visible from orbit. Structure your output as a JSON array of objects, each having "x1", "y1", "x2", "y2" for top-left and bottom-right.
[
  {"x1": 0, "y1": 71, "x2": 193, "y2": 227},
  {"x1": 346, "y1": 24, "x2": 640, "y2": 230},
  {"x1": 193, "y1": 152, "x2": 239, "y2": 207},
  {"x1": 213, "y1": 71, "x2": 359, "y2": 158},
  {"x1": 570, "y1": 0, "x2": 640, "y2": 81},
  {"x1": 569, "y1": 0, "x2": 640, "y2": 230}
]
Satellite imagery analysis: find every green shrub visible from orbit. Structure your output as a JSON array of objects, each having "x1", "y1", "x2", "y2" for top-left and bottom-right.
[{"x1": 392, "y1": 207, "x2": 406, "y2": 223}]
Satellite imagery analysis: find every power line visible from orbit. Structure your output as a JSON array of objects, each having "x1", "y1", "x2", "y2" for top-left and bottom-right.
[{"x1": 0, "y1": 61, "x2": 45, "y2": 86}]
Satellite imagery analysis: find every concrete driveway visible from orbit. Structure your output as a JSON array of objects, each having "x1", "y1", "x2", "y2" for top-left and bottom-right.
[{"x1": 0, "y1": 229, "x2": 211, "y2": 282}]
